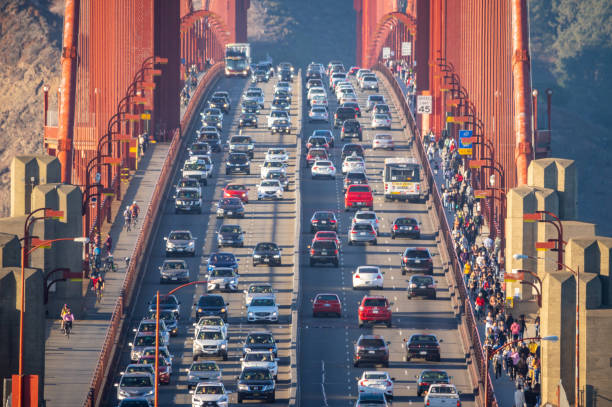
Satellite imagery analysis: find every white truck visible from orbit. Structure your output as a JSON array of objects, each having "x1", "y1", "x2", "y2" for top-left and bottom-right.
[
  {"x1": 423, "y1": 384, "x2": 461, "y2": 407},
  {"x1": 225, "y1": 43, "x2": 251, "y2": 77}
]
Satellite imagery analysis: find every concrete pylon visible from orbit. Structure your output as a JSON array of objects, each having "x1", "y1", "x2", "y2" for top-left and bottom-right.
[
  {"x1": 595, "y1": 237, "x2": 612, "y2": 306},
  {"x1": 10, "y1": 156, "x2": 61, "y2": 217},
  {"x1": 528, "y1": 158, "x2": 578, "y2": 220},
  {"x1": 0, "y1": 233, "x2": 20, "y2": 267}
]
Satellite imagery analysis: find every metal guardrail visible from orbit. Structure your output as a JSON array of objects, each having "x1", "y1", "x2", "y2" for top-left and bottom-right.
[
  {"x1": 83, "y1": 63, "x2": 224, "y2": 407},
  {"x1": 374, "y1": 63, "x2": 497, "y2": 407}
]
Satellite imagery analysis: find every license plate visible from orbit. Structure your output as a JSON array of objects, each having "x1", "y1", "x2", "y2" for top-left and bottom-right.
[
  {"x1": 420, "y1": 285, "x2": 426, "y2": 289},
  {"x1": 227, "y1": 211, "x2": 233, "y2": 215},
  {"x1": 321, "y1": 221, "x2": 327, "y2": 224},
  {"x1": 321, "y1": 251, "x2": 327, "y2": 255},
  {"x1": 368, "y1": 350, "x2": 375, "y2": 354},
  {"x1": 373, "y1": 310, "x2": 379, "y2": 314},
  {"x1": 172, "y1": 277, "x2": 177, "y2": 280},
  {"x1": 415, "y1": 260, "x2": 421, "y2": 263},
  {"x1": 420, "y1": 351, "x2": 427, "y2": 355},
  {"x1": 324, "y1": 303, "x2": 331, "y2": 307},
  {"x1": 401, "y1": 226, "x2": 408, "y2": 230},
  {"x1": 264, "y1": 258, "x2": 269, "y2": 262},
  {"x1": 360, "y1": 232, "x2": 366, "y2": 236},
  {"x1": 357, "y1": 202, "x2": 365, "y2": 206}
]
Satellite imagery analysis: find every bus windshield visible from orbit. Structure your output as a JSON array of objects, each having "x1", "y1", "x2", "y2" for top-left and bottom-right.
[
  {"x1": 386, "y1": 166, "x2": 419, "y2": 182},
  {"x1": 226, "y1": 58, "x2": 247, "y2": 71}
]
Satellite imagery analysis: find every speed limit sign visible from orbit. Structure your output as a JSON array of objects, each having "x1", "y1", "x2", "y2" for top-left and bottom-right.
[{"x1": 416, "y1": 95, "x2": 433, "y2": 115}]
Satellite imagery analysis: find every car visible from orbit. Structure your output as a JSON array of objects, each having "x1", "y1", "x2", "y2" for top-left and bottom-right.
[
  {"x1": 352, "y1": 266, "x2": 384, "y2": 289},
  {"x1": 217, "y1": 224, "x2": 245, "y2": 248},
  {"x1": 360, "y1": 76, "x2": 379, "y2": 91},
  {"x1": 212, "y1": 91, "x2": 231, "y2": 105},
  {"x1": 372, "y1": 103, "x2": 391, "y2": 118},
  {"x1": 353, "y1": 334, "x2": 389, "y2": 367},
  {"x1": 306, "y1": 78, "x2": 323, "y2": 90},
  {"x1": 206, "y1": 267, "x2": 239, "y2": 292},
  {"x1": 307, "y1": 86, "x2": 327, "y2": 101},
  {"x1": 366, "y1": 94, "x2": 385, "y2": 111},
  {"x1": 174, "y1": 187, "x2": 202, "y2": 214},
  {"x1": 308, "y1": 106, "x2": 329, "y2": 122},
  {"x1": 207, "y1": 96, "x2": 230, "y2": 113},
  {"x1": 341, "y1": 119, "x2": 363, "y2": 141},
  {"x1": 312, "y1": 293, "x2": 342, "y2": 317},
  {"x1": 239, "y1": 112, "x2": 258, "y2": 128},
  {"x1": 190, "y1": 382, "x2": 230, "y2": 407},
  {"x1": 207, "y1": 252, "x2": 239, "y2": 272},
  {"x1": 137, "y1": 355, "x2": 172, "y2": 384},
  {"x1": 330, "y1": 72, "x2": 347, "y2": 89},
  {"x1": 236, "y1": 367, "x2": 275, "y2": 403},
  {"x1": 192, "y1": 327, "x2": 228, "y2": 361},
  {"x1": 371, "y1": 113, "x2": 392, "y2": 130},
  {"x1": 310, "y1": 210, "x2": 338, "y2": 232},
  {"x1": 251, "y1": 68, "x2": 270, "y2": 83},
  {"x1": 223, "y1": 183, "x2": 249, "y2": 203},
  {"x1": 133, "y1": 319, "x2": 170, "y2": 347},
  {"x1": 216, "y1": 197, "x2": 245, "y2": 218},
  {"x1": 344, "y1": 171, "x2": 369, "y2": 192},
  {"x1": 274, "y1": 80, "x2": 292, "y2": 93},
  {"x1": 114, "y1": 373, "x2": 155, "y2": 402},
  {"x1": 122, "y1": 363, "x2": 155, "y2": 381},
  {"x1": 202, "y1": 107, "x2": 224, "y2": 121},
  {"x1": 407, "y1": 275, "x2": 437, "y2": 299},
  {"x1": 357, "y1": 371, "x2": 394, "y2": 399},
  {"x1": 201, "y1": 114, "x2": 222, "y2": 130},
  {"x1": 164, "y1": 230, "x2": 196, "y2": 257},
  {"x1": 342, "y1": 154, "x2": 366, "y2": 174},
  {"x1": 182, "y1": 157, "x2": 210, "y2": 184},
  {"x1": 265, "y1": 148, "x2": 289, "y2": 163},
  {"x1": 356, "y1": 68, "x2": 372, "y2": 81},
  {"x1": 247, "y1": 295, "x2": 279, "y2": 323},
  {"x1": 228, "y1": 135, "x2": 255, "y2": 158},
  {"x1": 334, "y1": 106, "x2": 357, "y2": 127},
  {"x1": 241, "y1": 351, "x2": 278, "y2": 381},
  {"x1": 277, "y1": 69, "x2": 293, "y2": 82},
  {"x1": 270, "y1": 118, "x2": 291, "y2": 134},
  {"x1": 195, "y1": 294, "x2": 229, "y2": 321},
  {"x1": 354, "y1": 392, "x2": 388, "y2": 406},
  {"x1": 352, "y1": 210, "x2": 380, "y2": 233},
  {"x1": 339, "y1": 93, "x2": 358, "y2": 105},
  {"x1": 241, "y1": 99, "x2": 260, "y2": 114},
  {"x1": 311, "y1": 129, "x2": 334, "y2": 147},
  {"x1": 415, "y1": 370, "x2": 451, "y2": 397},
  {"x1": 305, "y1": 147, "x2": 329, "y2": 167},
  {"x1": 260, "y1": 159, "x2": 286, "y2": 179},
  {"x1": 348, "y1": 66, "x2": 360, "y2": 76},
  {"x1": 345, "y1": 184, "x2": 374, "y2": 211},
  {"x1": 189, "y1": 141, "x2": 211, "y2": 157},
  {"x1": 310, "y1": 94, "x2": 328, "y2": 108},
  {"x1": 147, "y1": 294, "x2": 180, "y2": 319},
  {"x1": 257, "y1": 179, "x2": 284, "y2": 200},
  {"x1": 308, "y1": 239, "x2": 339, "y2": 267},
  {"x1": 348, "y1": 222, "x2": 377, "y2": 246},
  {"x1": 158, "y1": 259, "x2": 190, "y2": 283},
  {"x1": 194, "y1": 314, "x2": 228, "y2": 336},
  {"x1": 341, "y1": 143, "x2": 365, "y2": 161},
  {"x1": 225, "y1": 152, "x2": 250, "y2": 175},
  {"x1": 243, "y1": 331, "x2": 278, "y2": 358},
  {"x1": 313, "y1": 230, "x2": 341, "y2": 247},
  {"x1": 423, "y1": 384, "x2": 461, "y2": 406},
  {"x1": 400, "y1": 247, "x2": 433, "y2": 275},
  {"x1": 270, "y1": 98, "x2": 290, "y2": 111},
  {"x1": 244, "y1": 283, "x2": 276, "y2": 306},
  {"x1": 186, "y1": 361, "x2": 222, "y2": 389},
  {"x1": 267, "y1": 110, "x2": 290, "y2": 128},
  {"x1": 306, "y1": 135, "x2": 330, "y2": 151},
  {"x1": 391, "y1": 217, "x2": 420, "y2": 239},
  {"x1": 311, "y1": 160, "x2": 336, "y2": 178},
  {"x1": 197, "y1": 128, "x2": 221, "y2": 152},
  {"x1": 129, "y1": 332, "x2": 167, "y2": 362},
  {"x1": 403, "y1": 334, "x2": 441, "y2": 362},
  {"x1": 372, "y1": 134, "x2": 394, "y2": 150},
  {"x1": 358, "y1": 296, "x2": 392, "y2": 327},
  {"x1": 342, "y1": 101, "x2": 361, "y2": 117},
  {"x1": 144, "y1": 309, "x2": 178, "y2": 336},
  {"x1": 141, "y1": 346, "x2": 173, "y2": 366}
]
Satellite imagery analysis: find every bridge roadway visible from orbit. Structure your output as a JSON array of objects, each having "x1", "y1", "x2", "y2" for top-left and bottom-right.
[
  {"x1": 104, "y1": 74, "x2": 301, "y2": 405},
  {"x1": 297, "y1": 73, "x2": 476, "y2": 406}
]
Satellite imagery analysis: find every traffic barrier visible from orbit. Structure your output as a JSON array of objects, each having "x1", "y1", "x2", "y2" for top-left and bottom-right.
[
  {"x1": 374, "y1": 63, "x2": 497, "y2": 407},
  {"x1": 83, "y1": 63, "x2": 224, "y2": 407}
]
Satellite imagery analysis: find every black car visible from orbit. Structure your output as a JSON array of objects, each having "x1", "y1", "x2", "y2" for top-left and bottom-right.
[
  {"x1": 242, "y1": 332, "x2": 278, "y2": 358},
  {"x1": 343, "y1": 171, "x2": 368, "y2": 193},
  {"x1": 189, "y1": 142, "x2": 211, "y2": 156},
  {"x1": 158, "y1": 259, "x2": 190, "y2": 284},
  {"x1": 342, "y1": 101, "x2": 361, "y2": 117},
  {"x1": 241, "y1": 100, "x2": 260, "y2": 114},
  {"x1": 251, "y1": 68, "x2": 270, "y2": 83},
  {"x1": 216, "y1": 197, "x2": 245, "y2": 219},
  {"x1": 400, "y1": 247, "x2": 433, "y2": 275},
  {"x1": 415, "y1": 370, "x2": 451, "y2": 396},
  {"x1": 145, "y1": 309, "x2": 178, "y2": 336},
  {"x1": 207, "y1": 96, "x2": 230, "y2": 113},
  {"x1": 252, "y1": 242, "x2": 282, "y2": 266},
  {"x1": 310, "y1": 210, "x2": 338, "y2": 232},
  {"x1": 341, "y1": 143, "x2": 365, "y2": 162},
  {"x1": 217, "y1": 224, "x2": 245, "y2": 248},
  {"x1": 353, "y1": 334, "x2": 389, "y2": 367},
  {"x1": 306, "y1": 69, "x2": 322, "y2": 80},
  {"x1": 403, "y1": 334, "x2": 441, "y2": 362},
  {"x1": 407, "y1": 275, "x2": 436, "y2": 299},
  {"x1": 239, "y1": 113, "x2": 258, "y2": 128},
  {"x1": 391, "y1": 217, "x2": 421, "y2": 239},
  {"x1": 225, "y1": 153, "x2": 250, "y2": 175},
  {"x1": 198, "y1": 130, "x2": 221, "y2": 152},
  {"x1": 270, "y1": 118, "x2": 291, "y2": 134},
  {"x1": 271, "y1": 99, "x2": 290, "y2": 111},
  {"x1": 334, "y1": 107, "x2": 357, "y2": 127},
  {"x1": 147, "y1": 294, "x2": 180, "y2": 319},
  {"x1": 202, "y1": 115, "x2": 222, "y2": 130},
  {"x1": 195, "y1": 294, "x2": 228, "y2": 321},
  {"x1": 236, "y1": 367, "x2": 275, "y2": 403},
  {"x1": 278, "y1": 69, "x2": 292, "y2": 82},
  {"x1": 174, "y1": 188, "x2": 201, "y2": 214},
  {"x1": 308, "y1": 240, "x2": 339, "y2": 267},
  {"x1": 341, "y1": 119, "x2": 363, "y2": 141},
  {"x1": 306, "y1": 78, "x2": 323, "y2": 90}
]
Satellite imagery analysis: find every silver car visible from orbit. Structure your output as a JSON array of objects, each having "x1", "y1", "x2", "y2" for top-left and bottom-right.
[
  {"x1": 371, "y1": 113, "x2": 392, "y2": 130},
  {"x1": 159, "y1": 259, "x2": 190, "y2": 283},
  {"x1": 186, "y1": 361, "x2": 222, "y2": 388},
  {"x1": 190, "y1": 382, "x2": 229, "y2": 407},
  {"x1": 244, "y1": 283, "x2": 276, "y2": 307},
  {"x1": 351, "y1": 210, "x2": 380, "y2": 233},
  {"x1": 192, "y1": 327, "x2": 228, "y2": 361},
  {"x1": 115, "y1": 372, "x2": 154, "y2": 401},
  {"x1": 164, "y1": 230, "x2": 196, "y2": 257},
  {"x1": 372, "y1": 134, "x2": 395, "y2": 150},
  {"x1": 241, "y1": 351, "x2": 279, "y2": 380},
  {"x1": 308, "y1": 106, "x2": 329, "y2": 122},
  {"x1": 206, "y1": 267, "x2": 239, "y2": 292},
  {"x1": 348, "y1": 222, "x2": 378, "y2": 245}
]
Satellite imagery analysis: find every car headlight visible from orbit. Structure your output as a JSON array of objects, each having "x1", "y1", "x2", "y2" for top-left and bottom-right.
[
  {"x1": 253, "y1": 254, "x2": 261, "y2": 258},
  {"x1": 188, "y1": 241, "x2": 195, "y2": 247},
  {"x1": 119, "y1": 390, "x2": 129, "y2": 397},
  {"x1": 248, "y1": 312, "x2": 254, "y2": 316},
  {"x1": 272, "y1": 312, "x2": 278, "y2": 317},
  {"x1": 144, "y1": 390, "x2": 154, "y2": 396},
  {"x1": 220, "y1": 308, "x2": 226, "y2": 313},
  {"x1": 238, "y1": 384, "x2": 249, "y2": 391},
  {"x1": 197, "y1": 308, "x2": 203, "y2": 312},
  {"x1": 166, "y1": 242, "x2": 175, "y2": 248},
  {"x1": 220, "y1": 343, "x2": 227, "y2": 349},
  {"x1": 273, "y1": 255, "x2": 280, "y2": 258}
]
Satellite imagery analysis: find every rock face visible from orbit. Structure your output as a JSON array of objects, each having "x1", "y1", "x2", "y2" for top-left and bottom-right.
[{"x1": 0, "y1": 0, "x2": 62, "y2": 216}]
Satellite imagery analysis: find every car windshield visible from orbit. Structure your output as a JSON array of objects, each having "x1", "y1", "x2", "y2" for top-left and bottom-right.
[
  {"x1": 412, "y1": 276, "x2": 433, "y2": 285},
  {"x1": 359, "y1": 339, "x2": 385, "y2": 347},
  {"x1": 270, "y1": 111, "x2": 287, "y2": 118},
  {"x1": 226, "y1": 184, "x2": 245, "y2": 191},
  {"x1": 348, "y1": 172, "x2": 366, "y2": 180},
  {"x1": 201, "y1": 132, "x2": 219, "y2": 140},
  {"x1": 134, "y1": 336, "x2": 156, "y2": 346},
  {"x1": 169, "y1": 232, "x2": 190, "y2": 240},
  {"x1": 198, "y1": 330, "x2": 223, "y2": 340},
  {"x1": 396, "y1": 218, "x2": 417, "y2": 225},
  {"x1": 369, "y1": 96, "x2": 384, "y2": 102},
  {"x1": 317, "y1": 294, "x2": 338, "y2": 301},
  {"x1": 220, "y1": 225, "x2": 240, "y2": 233},
  {"x1": 430, "y1": 386, "x2": 457, "y2": 394},
  {"x1": 269, "y1": 149, "x2": 285, "y2": 155},
  {"x1": 195, "y1": 385, "x2": 224, "y2": 395},
  {"x1": 358, "y1": 267, "x2": 379, "y2": 274},
  {"x1": 250, "y1": 298, "x2": 275, "y2": 307},
  {"x1": 309, "y1": 137, "x2": 326, "y2": 144},
  {"x1": 349, "y1": 186, "x2": 371, "y2": 193},
  {"x1": 353, "y1": 224, "x2": 373, "y2": 231},
  {"x1": 199, "y1": 296, "x2": 225, "y2": 306},
  {"x1": 246, "y1": 91, "x2": 260, "y2": 97},
  {"x1": 192, "y1": 143, "x2": 209, "y2": 150},
  {"x1": 184, "y1": 163, "x2": 206, "y2": 171},
  {"x1": 315, "y1": 161, "x2": 332, "y2": 167},
  {"x1": 163, "y1": 261, "x2": 185, "y2": 270},
  {"x1": 255, "y1": 242, "x2": 278, "y2": 251},
  {"x1": 412, "y1": 335, "x2": 438, "y2": 343},
  {"x1": 422, "y1": 371, "x2": 449, "y2": 381},
  {"x1": 121, "y1": 376, "x2": 152, "y2": 387},
  {"x1": 191, "y1": 362, "x2": 219, "y2": 372},
  {"x1": 205, "y1": 116, "x2": 220, "y2": 122},
  {"x1": 248, "y1": 284, "x2": 274, "y2": 294},
  {"x1": 126, "y1": 366, "x2": 152, "y2": 374},
  {"x1": 139, "y1": 323, "x2": 155, "y2": 332},
  {"x1": 231, "y1": 137, "x2": 251, "y2": 143},
  {"x1": 241, "y1": 370, "x2": 272, "y2": 381},
  {"x1": 210, "y1": 253, "x2": 235, "y2": 263},
  {"x1": 245, "y1": 352, "x2": 273, "y2": 362},
  {"x1": 313, "y1": 241, "x2": 336, "y2": 250},
  {"x1": 198, "y1": 317, "x2": 223, "y2": 327},
  {"x1": 375, "y1": 114, "x2": 389, "y2": 119},
  {"x1": 264, "y1": 161, "x2": 283, "y2": 168},
  {"x1": 363, "y1": 298, "x2": 387, "y2": 307},
  {"x1": 405, "y1": 250, "x2": 430, "y2": 258},
  {"x1": 356, "y1": 213, "x2": 376, "y2": 220},
  {"x1": 313, "y1": 130, "x2": 332, "y2": 138},
  {"x1": 177, "y1": 190, "x2": 198, "y2": 199},
  {"x1": 266, "y1": 172, "x2": 284, "y2": 180},
  {"x1": 344, "y1": 122, "x2": 359, "y2": 130},
  {"x1": 229, "y1": 155, "x2": 248, "y2": 164},
  {"x1": 261, "y1": 181, "x2": 279, "y2": 187},
  {"x1": 220, "y1": 198, "x2": 241, "y2": 205},
  {"x1": 147, "y1": 311, "x2": 175, "y2": 321},
  {"x1": 364, "y1": 373, "x2": 388, "y2": 380},
  {"x1": 312, "y1": 108, "x2": 326, "y2": 113},
  {"x1": 247, "y1": 334, "x2": 274, "y2": 344},
  {"x1": 178, "y1": 180, "x2": 198, "y2": 188},
  {"x1": 310, "y1": 150, "x2": 327, "y2": 158},
  {"x1": 314, "y1": 212, "x2": 333, "y2": 220},
  {"x1": 210, "y1": 268, "x2": 234, "y2": 277}
]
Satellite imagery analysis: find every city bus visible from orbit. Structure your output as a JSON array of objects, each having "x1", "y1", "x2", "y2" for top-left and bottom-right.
[{"x1": 383, "y1": 157, "x2": 421, "y2": 201}]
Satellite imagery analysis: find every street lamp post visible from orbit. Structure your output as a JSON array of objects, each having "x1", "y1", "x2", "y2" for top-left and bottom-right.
[{"x1": 523, "y1": 211, "x2": 565, "y2": 270}]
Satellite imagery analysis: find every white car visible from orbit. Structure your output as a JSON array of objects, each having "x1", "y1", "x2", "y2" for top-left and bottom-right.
[
  {"x1": 257, "y1": 180, "x2": 284, "y2": 200},
  {"x1": 274, "y1": 81, "x2": 292, "y2": 93},
  {"x1": 308, "y1": 106, "x2": 329, "y2": 122},
  {"x1": 342, "y1": 155, "x2": 366, "y2": 174},
  {"x1": 371, "y1": 113, "x2": 392, "y2": 130},
  {"x1": 190, "y1": 382, "x2": 229, "y2": 407},
  {"x1": 311, "y1": 160, "x2": 337, "y2": 178},
  {"x1": 423, "y1": 384, "x2": 461, "y2": 407},
  {"x1": 265, "y1": 148, "x2": 289, "y2": 163},
  {"x1": 192, "y1": 327, "x2": 228, "y2": 361},
  {"x1": 244, "y1": 283, "x2": 276, "y2": 307},
  {"x1": 242, "y1": 88, "x2": 265, "y2": 108},
  {"x1": 357, "y1": 371, "x2": 394, "y2": 399},
  {"x1": 267, "y1": 110, "x2": 290, "y2": 128},
  {"x1": 182, "y1": 157, "x2": 212, "y2": 183},
  {"x1": 372, "y1": 134, "x2": 394, "y2": 150},
  {"x1": 310, "y1": 95, "x2": 328, "y2": 107},
  {"x1": 361, "y1": 76, "x2": 379, "y2": 91},
  {"x1": 352, "y1": 266, "x2": 384, "y2": 289},
  {"x1": 241, "y1": 351, "x2": 278, "y2": 380},
  {"x1": 339, "y1": 93, "x2": 358, "y2": 105},
  {"x1": 247, "y1": 295, "x2": 279, "y2": 323},
  {"x1": 260, "y1": 160, "x2": 287, "y2": 179},
  {"x1": 307, "y1": 86, "x2": 327, "y2": 101},
  {"x1": 352, "y1": 210, "x2": 380, "y2": 233},
  {"x1": 206, "y1": 267, "x2": 239, "y2": 292},
  {"x1": 193, "y1": 316, "x2": 228, "y2": 342}
]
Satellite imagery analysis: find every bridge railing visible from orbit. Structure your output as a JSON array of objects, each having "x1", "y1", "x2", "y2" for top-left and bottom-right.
[
  {"x1": 374, "y1": 62, "x2": 497, "y2": 407},
  {"x1": 84, "y1": 62, "x2": 224, "y2": 407}
]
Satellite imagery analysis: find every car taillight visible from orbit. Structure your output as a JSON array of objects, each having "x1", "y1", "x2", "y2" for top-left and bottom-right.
[
  {"x1": 403, "y1": 257, "x2": 409, "y2": 262},
  {"x1": 312, "y1": 219, "x2": 318, "y2": 223},
  {"x1": 310, "y1": 249, "x2": 315, "y2": 255},
  {"x1": 426, "y1": 401, "x2": 430, "y2": 406},
  {"x1": 330, "y1": 166, "x2": 335, "y2": 170},
  {"x1": 375, "y1": 219, "x2": 379, "y2": 223},
  {"x1": 386, "y1": 380, "x2": 392, "y2": 386},
  {"x1": 421, "y1": 382, "x2": 429, "y2": 387},
  {"x1": 410, "y1": 283, "x2": 417, "y2": 288},
  {"x1": 376, "y1": 275, "x2": 382, "y2": 279},
  {"x1": 417, "y1": 184, "x2": 420, "y2": 191},
  {"x1": 330, "y1": 219, "x2": 336, "y2": 223},
  {"x1": 355, "y1": 274, "x2": 360, "y2": 279},
  {"x1": 312, "y1": 166, "x2": 318, "y2": 170},
  {"x1": 393, "y1": 225, "x2": 398, "y2": 230},
  {"x1": 334, "y1": 249, "x2": 339, "y2": 255},
  {"x1": 414, "y1": 225, "x2": 419, "y2": 230},
  {"x1": 457, "y1": 402, "x2": 461, "y2": 407},
  {"x1": 351, "y1": 230, "x2": 357, "y2": 234},
  {"x1": 370, "y1": 230, "x2": 376, "y2": 235}
]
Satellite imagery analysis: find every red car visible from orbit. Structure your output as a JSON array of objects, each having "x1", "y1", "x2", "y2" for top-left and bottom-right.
[
  {"x1": 345, "y1": 184, "x2": 374, "y2": 211},
  {"x1": 138, "y1": 355, "x2": 172, "y2": 384},
  {"x1": 358, "y1": 295, "x2": 392, "y2": 328},
  {"x1": 305, "y1": 148, "x2": 329, "y2": 167},
  {"x1": 313, "y1": 231, "x2": 341, "y2": 247},
  {"x1": 312, "y1": 293, "x2": 342, "y2": 317},
  {"x1": 223, "y1": 183, "x2": 249, "y2": 203}
]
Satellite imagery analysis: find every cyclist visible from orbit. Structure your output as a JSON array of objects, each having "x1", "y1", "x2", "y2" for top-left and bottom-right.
[
  {"x1": 123, "y1": 207, "x2": 132, "y2": 231},
  {"x1": 92, "y1": 273, "x2": 105, "y2": 301},
  {"x1": 130, "y1": 201, "x2": 140, "y2": 225},
  {"x1": 60, "y1": 304, "x2": 70, "y2": 331},
  {"x1": 92, "y1": 246, "x2": 102, "y2": 272},
  {"x1": 62, "y1": 309, "x2": 75, "y2": 335}
]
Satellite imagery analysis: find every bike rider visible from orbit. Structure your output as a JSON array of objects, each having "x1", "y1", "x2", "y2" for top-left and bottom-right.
[
  {"x1": 123, "y1": 207, "x2": 132, "y2": 231},
  {"x1": 92, "y1": 273, "x2": 105, "y2": 299},
  {"x1": 60, "y1": 304, "x2": 70, "y2": 330},
  {"x1": 92, "y1": 245, "x2": 102, "y2": 272},
  {"x1": 130, "y1": 200, "x2": 140, "y2": 223},
  {"x1": 62, "y1": 308, "x2": 75, "y2": 335}
]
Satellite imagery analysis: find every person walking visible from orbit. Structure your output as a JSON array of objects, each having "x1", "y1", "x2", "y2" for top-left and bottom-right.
[
  {"x1": 123, "y1": 207, "x2": 132, "y2": 232},
  {"x1": 511, "y1": 320, "x2": 521, "y2": 341},
  {"x1": 104, "y1": 233, "x2": 112, "y2": 255},
  {"x1": 493, "y1": 352, "x2": 503, "y2": 379},
  {"x1": 514, "y1": 383, "x2": 527, "y2": 407}
]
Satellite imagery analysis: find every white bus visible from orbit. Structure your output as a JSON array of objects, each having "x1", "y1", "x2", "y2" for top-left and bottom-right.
[{"x1": 383, "y1": 157, "x2": 421, "y2": 201}]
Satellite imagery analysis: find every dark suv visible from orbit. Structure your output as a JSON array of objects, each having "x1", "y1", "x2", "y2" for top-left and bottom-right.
[
  {"x1": 400, "y1": 247, "x2": 433, "y2": 275},
  {"x1": 404, "y1": 334, "x2": 441, "y2": 362},
  {"x1": 310, "y1": 211, "x2": 338, "y2": 232},
  {"x1": 236, "y1": 367, "x2": 275, "y2": 403},
  {"x1": 353, "y1": 334, "x2": 389, "y2": 367},
  {"x1": 407, "y1": 275, "x2": 436, "y2": 299},
  {"x1": 225, "y1": 152, "x2": 250, "y2": 175},
  {"x1": 252, "y1": 242, "x2": 282, "y2": 266},
  {"x1": 341, "y1": 119, "x2": 363, "y2": 141},
  {"x1": 308, "y1": 240, "x2": 339, "y2": 267},
  {"x1": 195, "y1": 294, "x2": 228, "y2": 321},
  {"x1": 341, "y1": 143, "x2": 365, "y2": 162},
  {"x1": 343, "y1": 171, "x2": 368, "y2": 193},
  {"x1": 242, "y1": 332, "x2": 278, "y2": 358},
  {"x1": 334, "y1": 107, "x2": 356, "y2": 127},
  {"x1": 391, "y1": 217, "x2": 420, "y2": 239}
]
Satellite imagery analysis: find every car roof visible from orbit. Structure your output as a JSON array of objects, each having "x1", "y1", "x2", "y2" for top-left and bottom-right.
[
  {"x1": 169, "y1": 230, "x2": 191, "y2": 234},
  {"x1": 358, "y1": 334, "x2": 385, "y2": 340},
  {"x1": 362, "y1": 295, "x2": 387, "y2": 300}
]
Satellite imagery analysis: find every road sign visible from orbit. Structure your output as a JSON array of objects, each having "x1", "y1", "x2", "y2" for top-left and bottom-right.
[
  {"x1": 458, "y1": 130, "x2": 473, "y2": 155},
  {"x1": 382, "y1": 47, "x2": 391, "y2": 59},
  {"x1": 401, "y1": 41, "x2": 412, "y2": 56},
  {"x1": 416, "y1": 95, "x2": 432, "y2": 115}
]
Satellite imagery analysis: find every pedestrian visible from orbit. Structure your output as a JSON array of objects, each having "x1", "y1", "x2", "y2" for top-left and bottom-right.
[
  {"x1": 514, "y1": 383, "x2": 527, "y2": 407},
  {"x1": 463, "y1": 261, "x2": 471, "y2": 286},
  {"x1": 534, "y1": 316, "x2": 540, "y2": 337},
  {"x1": 493, "y1": 352, "x2": 502, "y2": 379},
  {"x1": 511, "y1": 320, "x2": 521, "y2": 341},
  {"x1": 104, "y1": 233, "x2": 112, "y2": 255},
  {"x1": 519, "y1": 314, "x2": 527, "y2": 339},
  {"x1": 475, "y1": 293, "x2": 485, "y2": 320}
]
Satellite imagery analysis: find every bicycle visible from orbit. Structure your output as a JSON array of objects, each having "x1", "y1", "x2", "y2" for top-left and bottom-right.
[
  {"x1": 124, "y1": 216, "x2": 132, "y2": 232},
  {"x1": 95, "y1": 285, "x2": 103, "y2": 303},
  {"x1": 62, "y1": 320, "x2": 72, "y2": 339},
  {"x1": 104, "y1": 255, "x2": 116, "y2": 273}
]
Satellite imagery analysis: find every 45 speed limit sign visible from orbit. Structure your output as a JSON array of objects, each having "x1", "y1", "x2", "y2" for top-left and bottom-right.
[{"x1": 416, "y1": 95, "x2": 433, "y2": 115}]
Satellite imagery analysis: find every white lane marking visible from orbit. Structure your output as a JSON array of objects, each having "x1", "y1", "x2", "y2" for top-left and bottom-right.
[{"x1": 321, "y1": 359, "x2": 329, "y2": 407}]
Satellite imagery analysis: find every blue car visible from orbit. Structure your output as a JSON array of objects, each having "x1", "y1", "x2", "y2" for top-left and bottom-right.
[{"x1": 207, "y1": 252, "x2": 239, "y2": 272}]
